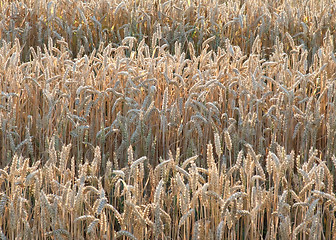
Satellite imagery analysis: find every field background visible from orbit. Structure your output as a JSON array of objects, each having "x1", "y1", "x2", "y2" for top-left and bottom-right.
[{"x1": 0, "y1": 0, "x2": 336, "y2": 239}]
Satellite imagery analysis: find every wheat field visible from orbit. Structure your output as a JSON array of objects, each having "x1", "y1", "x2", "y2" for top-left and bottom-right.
[{"x1": 0, "y1": 0, "x2": 336, "y2": 239}]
